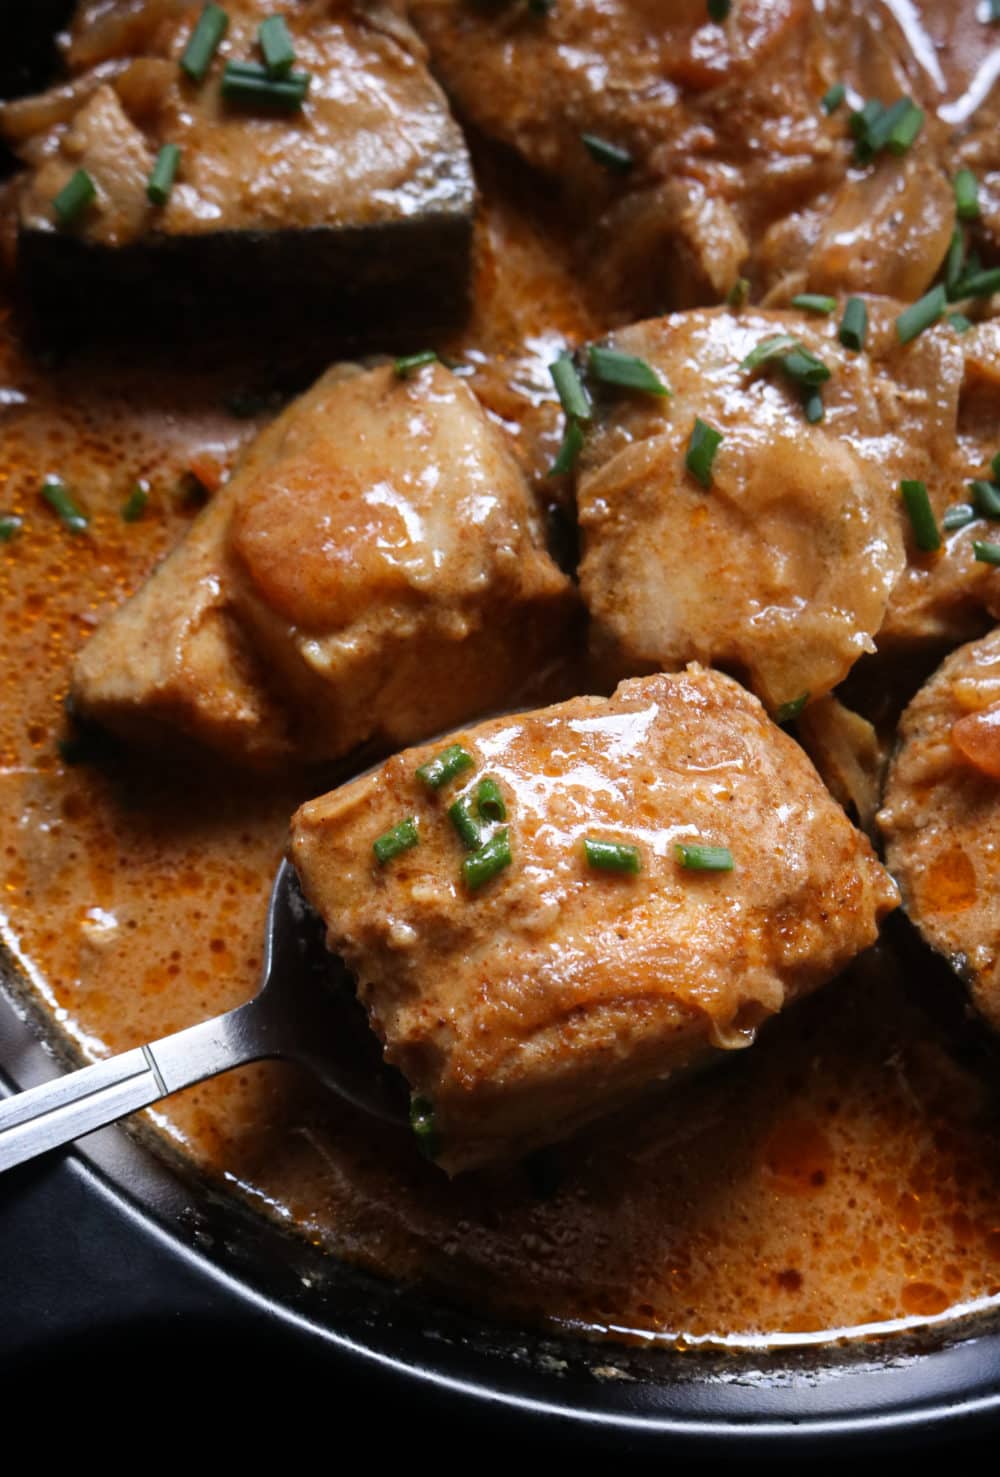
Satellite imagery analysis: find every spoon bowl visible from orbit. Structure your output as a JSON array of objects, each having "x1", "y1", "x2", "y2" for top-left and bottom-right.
[{"x1": 0, "y1": 859, "x2": 409, "y2": 1174}]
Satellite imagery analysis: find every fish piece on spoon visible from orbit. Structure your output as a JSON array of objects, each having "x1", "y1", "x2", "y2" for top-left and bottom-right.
[{"x1": 291, "y1": 667, "x2": 899, "y2": 1175}]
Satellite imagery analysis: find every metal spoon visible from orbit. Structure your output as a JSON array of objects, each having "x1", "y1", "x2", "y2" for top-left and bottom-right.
[{"x1": 0, "y1": 859, "x2": 408, "y2": 1173}]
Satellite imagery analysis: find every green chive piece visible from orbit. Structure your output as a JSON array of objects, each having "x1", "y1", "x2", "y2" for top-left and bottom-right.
[
  {"x1": 259, "y1": 14, "x2": 295, "y2": 75},
  {"x1": 550, "y1": 352, "x2": 593, "y2": 421},
  {"x1": 548, "y1": 417, "x2": 585, "y2": 477},
  {"x1": 896, "y1": 285, "x2": 947, "y2": 343},
  {"x1": 989, "y1": 0, "x2": 1000, "y2": 21},
  {"x1": 221, "y1": 60, "x2": 310, "y2": 108},
  {"x1": 394, "y1": 349, "x2": 438, "y2": 378},
  {"x1": 409, "y1": 1095, "x2": 439, "y2": 1160},
  {"x1": 373, "y1": 817, "x2": 419, "y2": 865},
  {"x1": 583, "y1": 837, "x2": 642, "y2": 874},
  {"x1": 462, "y1": 827, "x2": 512, "y2": 890},
  {"x1": 948, "y1": 311, "x2": 973, "y2": 334},
  {"x1": 581, "y1": 133, "x2": 633, "y2": 173},
  {"x1": 821, "y1": 82, "x2": 846, "y2": 114},
  {"x1": 685, "y1": 417, "x2": 723, "y2": 488},
  {"x1": 952, "y1": 267, "x2": 1000, "y2": 300},
  {"x1": 588, "y1": 345, "x2": 669, "y2": 396},
  {"x1": 675, "y1": 842, "x2": 734, "y2": 872},
  {"x1": 774, "y1": 692, "x2": 809, "y2": 724},
  {"x1": 146, "y1": 143, "x2": 180, "y2": 206},
  {"x1": 864, "y1": 96, "x2": 911, "y2": 153},
  {"x1": 52, "y1": 168, "x2": 96, "y2": 227},
  {"x1": 802, "y1": 385, "x2": 824, "y2": 423},
  {"x1": 849, "y1": 99, "x2": 885, "y2": 162},
  {"x1": 416, "y1": 743, "x2": 474, "y2": 792},
  {"x1": 528, "y1": 0, "x2": 554, "y2": 13},
  {"x1": 741, "y1": 333, "x2": 800, "y2": 371},
  {"x1": 944, "y1": 227, "x2": 966, "y2": 296},
  {"x1": 447, "y1": 797, "x2": 482, "y2": 852},
  {"x1": 121, "y1": 481, "x2": 149, "y2": 522},
  {"x1": 707, "y1": 0, "x2": 731, "y2": 20},
  {"x1": 971, "y1": 479, "x2": 1000, "y2": 518},
  {"x1": 781, "y1": 346, "x2": 831, "y2": 385},
  {"x1": 973, "y1": 540, "x2": 1000, "y2": 565},
  {"x1": 886, "y1": 101, "x2": 924, "y2": 155},
  {"x1": 727, "y1": 277, "x2": 750, "y2": 308},
  {"x1": 992, "y1": 450, "x2": 1000, "y2": 480},
  {"x1": 180, "y1": 4, "x2": 229, "y2": 82},
  {"x1": 0, "y1": 514, "x2": 22, "y2": 542},
  {"x1": 475, "y1": 776, "x2": 507, "y2": 822},
  {"x1": 900, "y1": 479, "x2": 941, "y2": 552},
  {"x1": 942, "y1": 502, "x2": 976, "y2": 532},
  {"x1": 40, "y1": 476, "x2": 87, "y2": 534},
  {"x1": 791, "y1": 293, "x2": 837, "y2": 315},
  {"x1": 954, "y1": 169, "x2": 981, "y2": 221},
  {"x1": 838, "y1": 296, "x2": 868, "y2": 351}
]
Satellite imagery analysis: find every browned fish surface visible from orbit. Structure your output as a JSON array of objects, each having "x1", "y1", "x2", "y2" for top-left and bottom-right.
[
  {"x1": 71, "y1": 359, "x2": 576, "y2": 766},
  {"x1": 0, "y1": 1, "x2": 474, "y2": 337},
  {"x1": 291, "y1": 668, "x2": 897, "y2": 1174},
  {"x1": 879, "y1": 626, "x2": 1000, "y2": 1032}
]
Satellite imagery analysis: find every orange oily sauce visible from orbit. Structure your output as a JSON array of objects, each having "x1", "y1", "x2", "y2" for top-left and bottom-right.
[{"x1": 2, "y1": 211, "x2": 1000, "y2": 1345}]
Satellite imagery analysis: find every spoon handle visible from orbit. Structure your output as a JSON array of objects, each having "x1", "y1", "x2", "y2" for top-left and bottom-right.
[{"x1": 0, "y1": 995, "x2": 275, "y2": 1173}]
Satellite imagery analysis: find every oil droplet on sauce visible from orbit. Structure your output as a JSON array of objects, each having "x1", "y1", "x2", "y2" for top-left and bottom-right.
[
  {"x1": 761, "y1": 1118, "x2": 832, "y2": 1193},
  {"x1": 919, "y1": 846, "x2": 977, "y2": 914}
]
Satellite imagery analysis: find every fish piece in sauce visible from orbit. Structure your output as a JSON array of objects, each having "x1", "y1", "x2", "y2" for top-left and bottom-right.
[
  {"x1": 71, "y1": 359, "x2": 577, "y2": 766},
  {"x1": 291, "y1": 668, "x2": 898, "y2": 1174},
  {"x1": 576, "y1": 307, "x2": 907, "y2": 713},
  {"x1": 879, "y1": 626, "x2": 1000, "y2": 1033},
  {"x1": 409, "y1": 0, "x2": 954, "y2": 315},
  {"x1": 0, "y1": 0, "x2": 474, "y2": 340}
]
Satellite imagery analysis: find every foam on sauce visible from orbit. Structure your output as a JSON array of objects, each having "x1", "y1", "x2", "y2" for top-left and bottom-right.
[{"x1": 3, "y1": 183, "x2": 1000, "y2": 1347}]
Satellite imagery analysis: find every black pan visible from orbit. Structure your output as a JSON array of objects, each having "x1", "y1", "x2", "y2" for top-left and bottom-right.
[{"x1": 4, "y1": 952, "x2": 1000, "y2": 1450}]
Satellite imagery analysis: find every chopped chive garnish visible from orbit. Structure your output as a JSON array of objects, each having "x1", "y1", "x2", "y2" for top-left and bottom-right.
[
  {"x1": 146, "y1": 144, "x2": 180, "y2": 206},
  {"x1": 707, "y1": 0, "x2": 731, "y2": 19},
  {"x1": 801, "y1": 385, "x2": 824, "y2": 423},
  {"x1": 838, "y1": 296, "x2": 868, "y2": 351},
  {"x1": 954, "y1": 168, "x2": 981, "y2": 221},
  {"x1": 821, "y1": 82, "x2": 845, "y2": 114},
  {"x1": 685, "y1": 417, "x2": 723, "y2": 488},
  {"x1": 528, "y1": 0, "x2": 554, "y2": 12},
  {"x1": 588, "y1": 345, "x2": 669, "y2": 396},
  {"x1": 40, "y1": 476, "x2": 87, "y2": 534},
  {"x1": 675, "y1": 842, "x2": 734, "y2": 872},
  {"x1": 258, "y1": 14, "x2": 295, "y2": 75},
  {"x1": 973, "y1": 540, "x2": 1000, "y2": 565},
  {"x1": 448, "y1": 797, "x2": 482, "y2": 851},
  {"x1": 550, "y1": 352, "x2": 592, "y2": 421},
  {"x1": 727, "y1": 277, "x2": 750, "y2": 308},
  {"x1": 850, "y1": 99, "x2": 884, "y2": 141},
  {"x1": 774, "y1": 692, "x2": 809, "y2": 724},
  {"x1": 373, "y1": 817, "x2": 419, "y2": 865},
  {"x1": 409, "y1": 1095, "x2": 439, "y2": 1160},
  {"x1": 971, "y1": 478, "x2": 1000, "y2": 517},
  {"x1": 781, "y1": 346, "x2": 831, "y2": 386},
  {"x1": 992, "y1": 450, "x2": 1000, "y2": 480},
  {"x1": 221, "y1": 60, "x2": 310, "y2": 108},
  {"x1": 583, "y1": 837, "x2": 641, "y2": 874},
  {"x1": 900, "y1": 479, "x2": 941, "y2": 552},
  {"x1": 989, "y1": 0, "x2": 1000, "y2": 22},
  {"x1": 886, "y1": 101, "x2": 924, "y2": 154},
  {"x1": 581, "y1": 133, "x2": 633, "y2": 173},
  {"x1": 0, "y1": 514, "x2": 22, "y2": 542},
  {"x1": 896, "y1": 284, "x2": 946, "y2": 343},
  {"x1": 121, "y1": 481, "x2": 149, "y2": 522},
  {"x1": 52, "y1": 168, "x2": 96, "y2": 227},
  {"x1": 952, "y1": 267, "x2": 1000, "y2": 300},
  {"x1": 942, "y1": 502, "x2": 976, "y2": 531},
  {"x1": 548, "y1": 417, "x2": 585, "y2": 476},
  {"x1": 948, "y1": 311, "x2": 973, "y2": 333},
  {"x1": 394, "y1": 349, "x2": 438, "y2": 378},
  {"x1": 475, "y1": 775, "x2": 507, "y2": 822},
  {"x1": 791, "y1": 293, "x2": 837, "y2": 315},
  {"x1": 416, "y1": 743, "x2": 474, "y2": 792},
  {"x1": 741, "y1": 333, "x2": 800, "y2": 371},
  {"x1": 180, "y1": 4, "x2": 229, "y2": 82},
  {"x1": 462, "y1": 827, "x2": 512, "y2": 890},
  {"x1": 945, "y1": 227, "x2": 966, "y2": 296}
]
